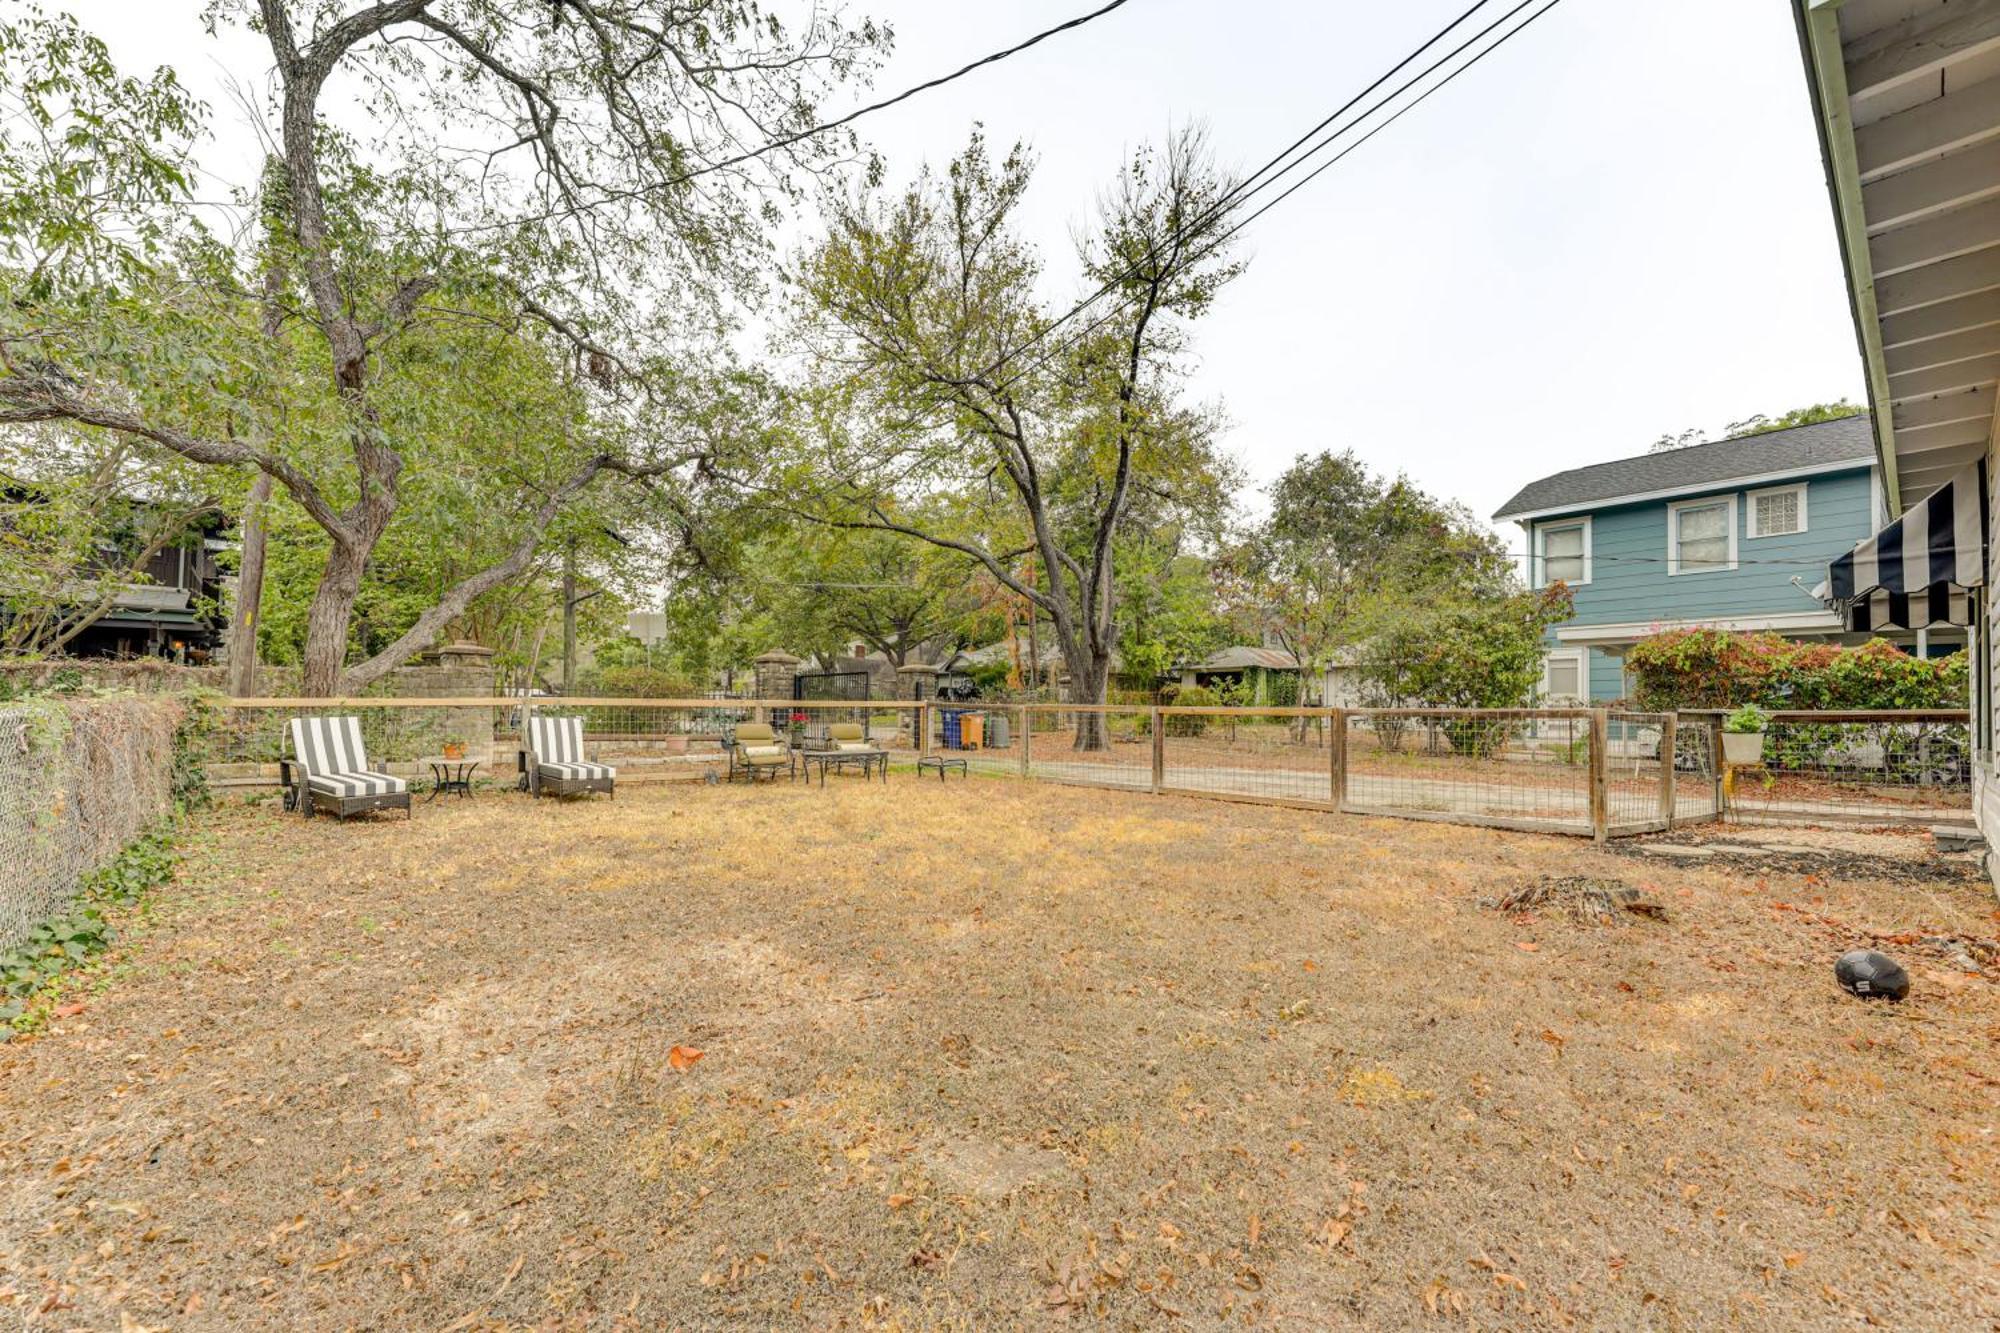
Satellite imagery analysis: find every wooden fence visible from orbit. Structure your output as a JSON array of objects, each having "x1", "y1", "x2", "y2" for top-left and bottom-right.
[{"x1": 209, "y1": 697, "x2": 1974, "y2": 839}]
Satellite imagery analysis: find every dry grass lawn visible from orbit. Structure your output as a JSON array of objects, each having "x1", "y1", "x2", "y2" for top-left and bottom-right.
[{"x1": 2, "y1": 778, "x2": 1997, "y2": 1329}]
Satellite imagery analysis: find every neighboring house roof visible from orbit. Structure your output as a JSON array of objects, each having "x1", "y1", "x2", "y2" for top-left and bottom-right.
[
  {"x1": 1196, "y1": 646, "x2": 1299, "y2": 672},
  {"x1": 945, "y1": 637, "x2": 1121, "y2": 673},
  {"x1": 1492, "y1": 415, "x2": 1875, "y2": 521}
]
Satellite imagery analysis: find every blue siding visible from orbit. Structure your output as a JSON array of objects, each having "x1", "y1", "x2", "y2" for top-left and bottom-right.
[{"x1": 1533, "y1": 466, "x2": 1877, "y2": 702}]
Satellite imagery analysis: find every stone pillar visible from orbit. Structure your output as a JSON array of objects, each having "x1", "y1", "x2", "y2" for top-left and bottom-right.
[
  {"x1": 897, "y1": 662, "x2": 939, "y2": 746},
  {"x1": 433, "y1": 642, "x2": 498, "y2": 767},
  {"x1": 753, "y1": 650, "x2": 802, "y2": 725}
]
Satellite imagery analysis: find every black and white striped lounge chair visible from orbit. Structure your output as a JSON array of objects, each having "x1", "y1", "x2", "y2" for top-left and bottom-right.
[
  {"x1": 283, "y1": 715, "x2": 411, "y2": 820},
  {"x1": 523, "y1": 714, "x2": 616, "y2": 799}
]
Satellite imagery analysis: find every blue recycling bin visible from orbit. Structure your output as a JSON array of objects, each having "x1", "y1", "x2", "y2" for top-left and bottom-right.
[{"x1": 940, "y1": 707, "x2": 963, "y2": 749}]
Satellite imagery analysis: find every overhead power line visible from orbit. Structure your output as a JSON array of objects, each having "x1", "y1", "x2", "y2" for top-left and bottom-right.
[
  {"x1": 671, "y1": 0, "x2": 1136, "y2": 189},
  {"x1": 987, "y1": 0, "x2": 1566, "y2": 394},
  {"x1": 452, "y1": 0, "x2": 1136, "y2": 236},
  {"x1": 981, "y1": 0, "x2": 1503, "y2": 383}
]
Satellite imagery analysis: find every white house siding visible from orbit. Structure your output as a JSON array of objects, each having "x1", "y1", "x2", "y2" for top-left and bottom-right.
[{"x1": 1979, "y1": 449, "x2": 2000, "y2": 857}]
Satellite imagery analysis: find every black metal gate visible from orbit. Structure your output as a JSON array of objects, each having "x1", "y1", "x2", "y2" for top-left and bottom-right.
[{"x1": 793, "y1": 669, "x2": 871, "y2": 702}]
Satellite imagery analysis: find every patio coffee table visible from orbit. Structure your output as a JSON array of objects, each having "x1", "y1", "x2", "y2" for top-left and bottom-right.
[
  {"x1": 422, "y1": 756, "x2": 481, "y2": 801},
  {"x1": 801, "y1": 748, "x2": 888, "y2": 786}
]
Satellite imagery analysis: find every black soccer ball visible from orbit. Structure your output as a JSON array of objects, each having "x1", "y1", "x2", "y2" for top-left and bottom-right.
[{"x1": 1835, "y1": 949, "x2": 1910, "y2": 1002}]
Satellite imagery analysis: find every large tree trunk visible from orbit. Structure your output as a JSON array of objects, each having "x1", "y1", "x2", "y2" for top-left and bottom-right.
[
  {"x1": 226, "y1": 472, "x2": 273, "y2": 697},
  {"x1": 1063, "y1": 644, "x2": 1113, "y2": 751},
  {"x1": 301, "y1": 538, "x2": 370, "y2": 695}
]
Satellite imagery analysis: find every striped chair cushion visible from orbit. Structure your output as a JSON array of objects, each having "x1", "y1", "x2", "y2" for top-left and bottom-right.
[
  {"x1": 289, "y1": 715, "x2": 405, "y2": 791},
  {"x1": 529, "y1": 714, "x2": 588, "y2": 766},
  {"x1": 306, "y1": 770, "x2": 408, "y2": 798},
  {"x1": 538, "y1": 760, "x2": 616, "y2": 781}
]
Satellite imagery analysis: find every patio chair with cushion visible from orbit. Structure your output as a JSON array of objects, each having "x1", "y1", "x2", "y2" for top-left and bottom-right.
[
  {"x1": 523, "y1": 714, "x2": 616, "y2": 799},
  {"x1": 825, "y1": 722, "x2": 882, "y2": 754},
  {"x1": 284, "y1": 715, "x2": 412, "y2": 820},
  {"x1": 728, "y1": 721, "x2": 795, "y2": 783}
]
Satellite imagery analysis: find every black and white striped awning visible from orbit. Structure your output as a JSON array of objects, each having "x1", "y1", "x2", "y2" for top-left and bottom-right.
[{"x1": 1825, "y1": 463, "x2": 1985, "y2": 631}]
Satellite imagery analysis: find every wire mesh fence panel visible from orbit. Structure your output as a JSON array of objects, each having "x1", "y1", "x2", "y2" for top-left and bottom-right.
[
  {"x1": 208, "y1": 695, "x2": 1965, "y2": 835},
  {"x1": 1343, "y1": 709, "x2": 1596, "y2": 834},
  {"x1": 1672, "y1": 718, "x2": 1722, "y2": 825},
  {"x1": 214, "y1": 698, "x2": 926, "y2": 794},
  {"x1": 924, "y1": 702, "x2": 1024, "y2": 779},
  {"x1": 210, "y1": 700, "x2": 514, "y2": 793},
  {"x1": 1605, "y1": 711, "x2": 1674, "y2": 832},
  {"x1": 1712, "y1": 711, "x2": 1973, "y2": 826},
  {"x1": 1159, "y1": 708, "x2": 1336, "y2": 806},
  {"x1": 1017, "y1": 706, "x2": 1154, "y2": 791}
]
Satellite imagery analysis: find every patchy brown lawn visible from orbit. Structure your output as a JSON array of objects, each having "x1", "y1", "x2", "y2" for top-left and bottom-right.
[{"x1": 2, "y1": 779, "x2": 1997, "y2": 1329}]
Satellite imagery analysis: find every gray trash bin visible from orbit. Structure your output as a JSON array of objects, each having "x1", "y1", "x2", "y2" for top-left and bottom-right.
[{"x1": 986, "y1": 712, "x2": 1010, "y2": 748}]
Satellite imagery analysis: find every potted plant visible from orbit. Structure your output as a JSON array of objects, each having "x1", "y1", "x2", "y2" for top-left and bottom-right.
[
  {"x1": 1720, "y1": 703, "x2": 1769, "y2": 766},
  {"x1": 442, "y1": 737, "x2": 467, "y2": 761}
]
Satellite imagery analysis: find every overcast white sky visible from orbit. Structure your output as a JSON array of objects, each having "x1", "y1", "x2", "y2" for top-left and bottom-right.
[{"x1": 66, "y1": 0, "x2": 1863, "y2": 548}]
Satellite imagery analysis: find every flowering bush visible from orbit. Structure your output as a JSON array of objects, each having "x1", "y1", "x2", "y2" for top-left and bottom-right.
[{"x1": 1623, "y1": 629, "x2": 1965, "y2": 711}]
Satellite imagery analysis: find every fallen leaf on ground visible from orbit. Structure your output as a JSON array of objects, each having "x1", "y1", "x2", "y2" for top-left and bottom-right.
[{"x1": 668, "y1": 1044, "x2": 704, "y2": 1071}]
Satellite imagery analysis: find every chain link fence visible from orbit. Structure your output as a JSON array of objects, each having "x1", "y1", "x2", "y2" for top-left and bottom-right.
[{"x1": 0, "y1": 695, "x2": 184, "y2": 951}]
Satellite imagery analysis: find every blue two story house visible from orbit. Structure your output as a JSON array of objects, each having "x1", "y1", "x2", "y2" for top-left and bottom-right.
[{"x1": 1492, "y1": 415, "x2": 1950, "y2": 703}]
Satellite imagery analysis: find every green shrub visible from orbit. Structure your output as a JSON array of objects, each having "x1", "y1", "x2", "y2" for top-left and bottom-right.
[
  {"x1": 1625, "y1": 630, "x2": 1966, "y2": 711},
  {"x1": 1162, "y1": 682, "x2": 1217, "y2": 736},
  {"x1": 583, "y1": 664, "x2": 698, "y2": 698}
]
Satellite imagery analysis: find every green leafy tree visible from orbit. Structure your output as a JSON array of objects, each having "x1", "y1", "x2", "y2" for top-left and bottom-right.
[
  {"x1": 1358, "y1": 585, "x2": 1573, "y2": 752},
  {"x1": 791, "y1": 127, "x2": 1243, "y2": 747},
  {"x1": 1225, "y1": 451, "x2": 1514, "y2": 702},
  {"x1": 0, "y1": 4, "x2": 886, "y2": 693},
  {"x1": 1650, "y1": 399, "x2": 1862, "y2": 453},
  {"x1": 1114, "y1": 534, "x2": 1231, "y2": 685}
]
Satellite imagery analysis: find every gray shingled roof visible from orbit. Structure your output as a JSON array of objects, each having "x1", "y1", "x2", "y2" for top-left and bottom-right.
[{"x1": 1492, "y1": 414, "x2": 1876, "y2": 520}]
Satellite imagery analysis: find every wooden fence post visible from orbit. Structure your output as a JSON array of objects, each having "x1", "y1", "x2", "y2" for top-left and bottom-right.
[
  {"x1": 1151, "y1": 707, "x2": 1165, "y2": 794},
  {"x1": 1589, "y1": 708, "x2": 1609, "y2": 841},
  {"x1": 1657, "y1": 711, "x2": 1678, "y2": 829},
  {"x1": 1330, "y1": 707, "x2": 1348, "y2": 809},
  {"x1": 918, "y1": 701, "x2": 931, "y2": 760},
  {"x1": 1020, "y1": 704, "x2": 1032, "y2": 779}
]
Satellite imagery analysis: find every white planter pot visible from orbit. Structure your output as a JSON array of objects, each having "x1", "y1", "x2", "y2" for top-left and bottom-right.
[{"x1": 1721, "y1": 731, "x2": 1765, "y2": 766}]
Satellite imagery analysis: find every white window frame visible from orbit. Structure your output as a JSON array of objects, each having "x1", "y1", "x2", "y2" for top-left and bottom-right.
[
  {"x1": 1533, "y1": 517, "x2": 1592, "y2": 588},
  {"x1": 1745, "y1": 483, "x2": 1807, "y2": 539},
  {"x1": 1541, "y1": 648, "x2": 1587, "y2": 703},
  {"x1": 1666, "y1": 495, "x2": 1738, "y2": 576}
]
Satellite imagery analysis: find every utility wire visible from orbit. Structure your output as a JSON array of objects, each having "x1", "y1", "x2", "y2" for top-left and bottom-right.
[
  {"x1": 980, "y1": 0, "x2": 1507, "y2": 383},
  {"x1": 989, "y1": 0, "x2": 1564, "y2": 395},
  {"x1": 450, "y1": 0, "x2": 1137, "y2": 236},
  {"x1": 670, "y1": 0, "x2": 1136, "y2": 189}
]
